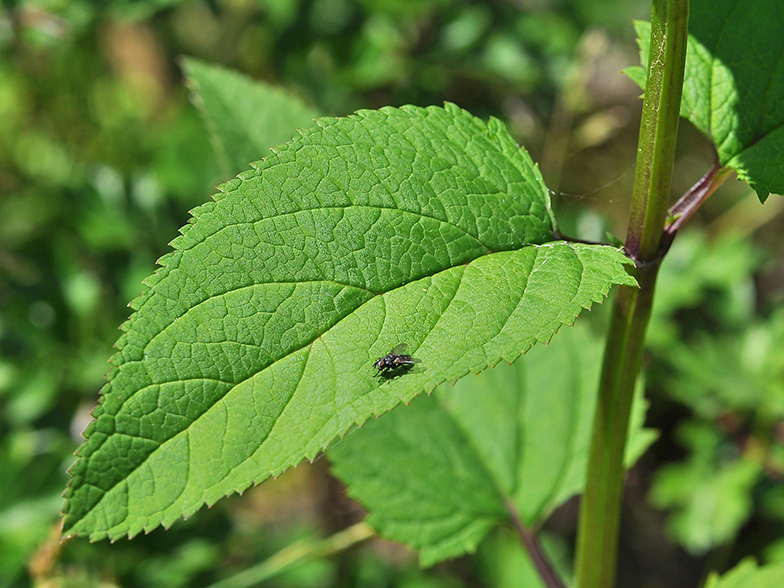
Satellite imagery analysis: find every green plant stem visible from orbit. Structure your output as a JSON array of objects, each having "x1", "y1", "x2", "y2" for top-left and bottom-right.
[
  {"x1": 207, "y1": 522, "x2": 375, "y2": 588},
  {"x1": 623, "y1": 0, "x2": 690, "y2": 264},
  {"x1": 574, "y1": 1, "x2": 689, "y2": 587},
  {"x1": 574, "y1": 267, "x2": 659, "y2": 588}
]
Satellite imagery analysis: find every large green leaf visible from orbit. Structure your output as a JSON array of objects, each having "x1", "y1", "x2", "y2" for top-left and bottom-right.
[
  {"x1": 329, "y1": 322, "x2": 655, "y2": 566},
  {"x1": 182, "y1": 58, "x2": 321, "y2": 177},
  {"x1": 62, "y1": 103, "x2": 636, "y2": 540},
  {"x1": 704, "y1": 559, "x2": 784, "y2": 588},
  {"x1": 627, "y1": 0, "x2": 784, "y2": 201}
]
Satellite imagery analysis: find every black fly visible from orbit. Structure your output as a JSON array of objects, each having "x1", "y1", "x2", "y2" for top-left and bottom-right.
[{"x1": 373, "y1": 343, "x2": 419, "y2": 378}]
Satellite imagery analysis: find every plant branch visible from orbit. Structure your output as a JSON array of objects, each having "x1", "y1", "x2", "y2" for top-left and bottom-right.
[
  {"x1": 506, "y1": 500, "x2": 567, "y2": 588},
  {"x1": 661, "y1": 161, "x2": 733, "y2": 251},
  {"x1": 574, "y1": 1, "x2": 689, "y2": 587},
  {"x1": 207, "y1": 522, "x2": 375, "y2": 588},
  {"x1": 623, "y1": 1, "x2": 690, "y2": 263}
]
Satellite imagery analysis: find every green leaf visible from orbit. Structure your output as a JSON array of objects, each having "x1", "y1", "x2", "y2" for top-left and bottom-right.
[
  {"x1": 650, "y1": 423, "x2": 762, "y2": 554},
  {"x1": 329, "y1": 322, "x2": 655, "y2": 566},
  {"x1": 478, "y1": 529, "x2": 567, "y2": 588},
  {"x1": 62, "y1": 103, "x2": 636, "y2": 541},
  {"x1": 704, "y1": 559, "x2": 784, "y2": 588},
  {"x1": 629, "y1": 0, "x2": 784, "y2": 201},
  {"x1": 182, "y1": 58, "x2": 321, "y2": 177}
]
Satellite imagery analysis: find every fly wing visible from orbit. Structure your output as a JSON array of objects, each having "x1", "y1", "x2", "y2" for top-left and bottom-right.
[
  {"x1": 393, "y1": 343, "x2": 421, "y2": 365},
  {"x1": 389, "y1": 343, "x2": 408, "y2": 355}
]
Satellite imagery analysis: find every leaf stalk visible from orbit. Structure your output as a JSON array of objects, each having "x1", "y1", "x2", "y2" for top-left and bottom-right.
[
  {"x1": 506, "y1": 499, "x2": 567, "y2": 588},
  {"x1": 662, "y1": 161, "x2": 732, "y2": 251}
]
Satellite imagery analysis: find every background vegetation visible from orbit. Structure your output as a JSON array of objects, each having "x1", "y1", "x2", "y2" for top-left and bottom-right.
[{"x1": 2, "y1": 0, "x2": 783, "y2": 587}]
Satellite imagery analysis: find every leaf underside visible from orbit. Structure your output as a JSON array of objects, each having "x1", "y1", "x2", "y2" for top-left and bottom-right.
[
  {"x1": 329, "y1": 322, "x2": 656, "y2": 566},
  {"x1": 62, "y1": 103, "x2": 635, "y2": 541},
  {"x1": 630, "y1": 0, "x2": 784, "y2": 201}
]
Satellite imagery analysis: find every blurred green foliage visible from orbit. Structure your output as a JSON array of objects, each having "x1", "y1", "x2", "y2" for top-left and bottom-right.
[
  {"x1": 644, "y1": 228, "x2": 784, "y2": 561},
  {"x1": 1, "y1": 0, "x2": 783, "y2": 587}
]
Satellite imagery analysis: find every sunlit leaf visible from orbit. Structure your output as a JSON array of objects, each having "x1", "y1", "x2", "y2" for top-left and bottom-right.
[
  {"x1": 62, "y1": 104, "x2": 636, "y2": 540},
  {"x1": 627, "y1": 1, "x2": 784, "y2": 201}
]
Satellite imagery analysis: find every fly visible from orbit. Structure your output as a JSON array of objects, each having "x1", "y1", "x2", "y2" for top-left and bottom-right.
[{"x1": 373, "y1": 343, "x2": 420, "y2": 378}]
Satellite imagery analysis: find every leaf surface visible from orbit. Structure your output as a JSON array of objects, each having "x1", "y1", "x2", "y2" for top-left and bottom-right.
[
  {"x1": 62, "y1": 104, "x2": 636, "y2": 540},
  {"x1": 628, "y1": 0, "x2": 784, "y2": 201},
  {"x1": 182, "y1": 58, "x2": 320, "y2": 177},
  {"x1": 329, "y1": 323, "x2": 656, "y2": 565}
]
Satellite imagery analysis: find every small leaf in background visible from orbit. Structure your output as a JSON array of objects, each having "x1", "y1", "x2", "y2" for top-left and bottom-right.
[
  {"x1": 627, "y1": 0, "x2": 784, "y2": 201},
  {"x1": 329, "y1": 322, "x2": 656, "y2": 565},
  {"x1": 648, "y1": 230, "x2": 761, "y2": 351},
  {"x1": 704, "y1": 558, "x2": 784, "y2": 588},
  {"x1": 660, "y1": 308, "x2": 784, "y2": 421},
  {"x1": 648, "y1": 229, "x2": 784, "y2": 419},
  {"x1": 650, "y1": 422, "x2": 762, "y2": 554},
  {"x1": 182, "y1": 58, "x2": 321, "y2": 178},
  {"x1": 62, "y1": 103, "x2": 636, "y2": 541}
]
